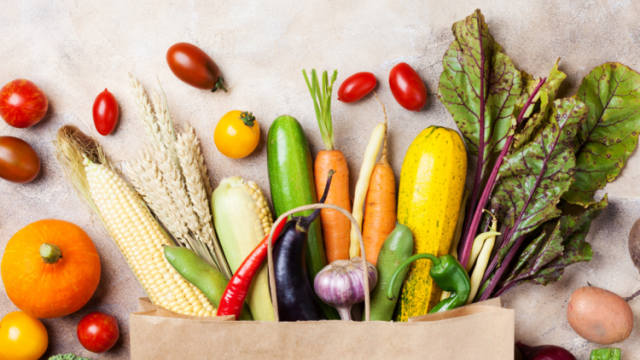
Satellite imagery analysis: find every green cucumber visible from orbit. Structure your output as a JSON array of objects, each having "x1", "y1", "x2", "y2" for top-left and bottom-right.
[
  {"x1": 164, "y1": 246, "x2": 252, "y2": 320},
  {"x1": 367, "y1": 223, "x2": 414, "y2": 321},
  {"x1": 267, "y1": 115, "x2": 338, "y2": 320}
]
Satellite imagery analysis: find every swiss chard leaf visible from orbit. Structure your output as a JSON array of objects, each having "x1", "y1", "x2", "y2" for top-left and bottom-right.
[
  {"x1": 513, "y1": 59, "x2": 567, "y2": 150},
  {"x1": 437, "y1": 9, "x2": 522, "y2": 179},
  {"x1": 564, "y1": 63, "x2": 640, "y2": 206},
  {"x1": 511, "y1": 195, "x2": 607, "y2": 286},
  {"x1": 490, "y1": 98, "x2": 588, "y2": 258},
  {"x1": 502, "y1": 229, "x2": 553, "y2": 283}
]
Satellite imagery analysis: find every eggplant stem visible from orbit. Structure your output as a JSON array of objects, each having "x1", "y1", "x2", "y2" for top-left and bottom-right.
[{"x1": 299, "y1": 170, "x2": 334, "y2": 230}]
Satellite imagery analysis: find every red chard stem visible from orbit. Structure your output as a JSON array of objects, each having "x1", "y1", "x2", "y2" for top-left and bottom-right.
[{"x1": 459, "y1": 78, "x2": 547, "y2": 268}]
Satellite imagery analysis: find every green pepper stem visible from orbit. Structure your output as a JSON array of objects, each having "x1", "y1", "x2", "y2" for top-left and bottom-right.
[{"x1": 387, "y1": 253, "x2": 440, "y2": 300}]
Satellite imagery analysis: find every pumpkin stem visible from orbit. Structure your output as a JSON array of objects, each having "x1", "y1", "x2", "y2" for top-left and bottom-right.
[{"x1": 40, "y1": 243, "x2": 62, "y2": 264}]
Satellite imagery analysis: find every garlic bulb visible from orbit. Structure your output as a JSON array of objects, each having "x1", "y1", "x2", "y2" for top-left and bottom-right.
[{"x1": 313, "y1": 257, "x2": 377, "y2": 321}]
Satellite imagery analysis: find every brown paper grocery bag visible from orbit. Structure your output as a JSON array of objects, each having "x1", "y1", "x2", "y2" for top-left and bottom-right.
[
  {"x1": 130, "y1": 297, "x2": 513, "y2": 360},
  {"x1": 130, "y1": 204, "x2": 514, "y2": 359}
]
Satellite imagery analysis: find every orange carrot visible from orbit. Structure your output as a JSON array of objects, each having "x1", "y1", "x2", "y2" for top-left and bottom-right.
[
  {"x1": 315, "y1": 151, "x2": 351, "y2": 262},
  {"x1": 362, "y1": 95, "x2": 396, "y2": 265},
  {"x1": 303, "y1": 69, "x2": 351, "y2": 263}
]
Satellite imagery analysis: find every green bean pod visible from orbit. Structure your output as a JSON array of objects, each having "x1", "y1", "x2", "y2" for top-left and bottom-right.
[
  {"x1": 366, "y1": 224, "x2": 414, "y2": 321},
  {"x1": 164, "y1": 246, "x2": 252, "y2": 320}
]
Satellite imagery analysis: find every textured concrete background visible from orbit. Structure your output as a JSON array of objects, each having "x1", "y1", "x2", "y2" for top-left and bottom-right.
[{"x1": 1, "y1": 0, "x2": 639, "y2": 358}]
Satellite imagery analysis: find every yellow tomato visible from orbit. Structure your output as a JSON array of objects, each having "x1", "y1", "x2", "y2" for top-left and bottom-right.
[
  {"x1": 214, "y1": 110, "x2": 260, "y2": 159},
  {"x1": 0, "y1": 311, "x2": 48, "y2": 360}
]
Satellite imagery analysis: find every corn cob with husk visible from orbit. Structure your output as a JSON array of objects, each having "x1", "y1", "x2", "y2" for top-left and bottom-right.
[
  {"x1": 125, "y1": 75, "x2": 232, "y2": 280},
  {"x1": 212, "y1": 177, "x2": 275, "y2": 321},
  {"x1": 55, "y1": 125, "x2": 216, "y2": 316}
]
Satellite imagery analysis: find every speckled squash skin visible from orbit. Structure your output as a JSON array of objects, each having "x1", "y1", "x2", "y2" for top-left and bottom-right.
[{"x1": 395, "y1": 126, "x2": 467, "y2": 322}]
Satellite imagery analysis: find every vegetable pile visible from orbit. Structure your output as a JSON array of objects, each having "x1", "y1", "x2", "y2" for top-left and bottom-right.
[{"x1": 2, "y1": 7, "x2": 640, "y2": 359}]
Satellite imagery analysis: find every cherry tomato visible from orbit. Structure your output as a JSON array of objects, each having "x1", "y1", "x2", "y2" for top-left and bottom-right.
[
  {"x1": 214, "y1": 110, "x2": 260, "y2": 159},
  {"x1": 0, "y1": 311, "x2": 48, "y2": 360},
  {"x1": 92, "y1": 89, "x2": 119, "y2": 136},
  {"x1": 389, "y1": 63, "x2": 427, "y2": 111},
  {"x1": 337, "y1": 72, "x2": 377, "y2": 103},
  {"x1": 77, "y1": 311, "x2": 119, "y2": 353},
  {"x1": 167, "y1": 42, "x2": 227, "y2": 92},
  {"x1": 0, "y1": 79, "x2": 48, "y2": 128},
  {"x1": 0, "y1": 136, "x2": 41, "y2": 184}
]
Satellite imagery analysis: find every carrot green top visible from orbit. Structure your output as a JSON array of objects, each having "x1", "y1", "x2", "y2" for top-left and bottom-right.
[{"x1": 303, "y1": 69, "x2": 337, "y2": 151}]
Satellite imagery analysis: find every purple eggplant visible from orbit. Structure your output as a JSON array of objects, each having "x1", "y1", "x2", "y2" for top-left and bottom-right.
[{"x1": 273, "y1": 170, "x2": 334, "y2": 321}]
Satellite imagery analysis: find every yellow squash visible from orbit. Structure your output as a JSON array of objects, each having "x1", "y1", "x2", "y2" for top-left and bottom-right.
[{"x1": 396, "y1": 126, "x2": 467, "y2": 322}]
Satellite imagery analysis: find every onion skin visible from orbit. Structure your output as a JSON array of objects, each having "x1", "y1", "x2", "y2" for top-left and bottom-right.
[
  {"x1": 516, "y1": 341, "x2": 576, "y2": 360},
  {"x1": 314, "y1": 257, "x2": 377, "y2": 320}
]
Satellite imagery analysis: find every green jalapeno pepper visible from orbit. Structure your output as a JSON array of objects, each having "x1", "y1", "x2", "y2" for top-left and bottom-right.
[{"x1": 387, "y1": 253, "x2": 470, "y2": 314}]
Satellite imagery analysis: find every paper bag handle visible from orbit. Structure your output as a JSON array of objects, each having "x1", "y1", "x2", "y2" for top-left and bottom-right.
[{"x1": 267, "y1": 203, "x2": 371, "y2": 322}]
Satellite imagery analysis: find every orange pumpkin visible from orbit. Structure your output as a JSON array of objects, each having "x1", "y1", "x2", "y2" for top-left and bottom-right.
[{"x1": 1, "y1": 219, "x2": 101, "y2": 318}]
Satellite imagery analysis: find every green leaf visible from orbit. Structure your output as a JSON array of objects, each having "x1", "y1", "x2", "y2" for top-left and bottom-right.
[
  {"x1": 437, "y1": 9, "x2": 522, "y2": 179},
  {"x1": 564, "y1": 63, "x2": 640, "y2": 206},
  {"x1": 513, "y1": 59, "x2": 567, "y2": 150},
  {"x1": 490, "y1": 98, "x2": 588, "y2": 257},
  {"x1": 502, "y1": 228, "x2": 559, "y2": 284},
  {"x1": 523, "y1": 195, "x2": 607, "y2": 286}
]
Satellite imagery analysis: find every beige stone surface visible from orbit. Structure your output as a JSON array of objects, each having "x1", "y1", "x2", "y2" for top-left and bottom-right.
[{"x1": 1, "y1": 0, "x2": 639, "y2": 358}]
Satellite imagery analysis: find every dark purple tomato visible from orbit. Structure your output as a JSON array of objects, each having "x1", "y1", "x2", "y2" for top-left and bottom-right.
[
  {"x1": 166, "y1": 42, "x2": 226, "y2": 92},
  {"x1": 0, "y1": 136, "x2": 41, "y2": 183}
]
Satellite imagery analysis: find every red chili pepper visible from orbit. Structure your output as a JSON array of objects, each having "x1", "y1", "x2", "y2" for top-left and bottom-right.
[{"x1": 217, "y1": 218, "x2": 287, "y2": 320}]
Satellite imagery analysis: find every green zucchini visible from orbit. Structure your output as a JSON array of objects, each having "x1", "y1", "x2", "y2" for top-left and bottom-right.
[
  {"x1": 367, "y1": 223, "x2": 414, "y2": 321},
  {"x1": 266, "y1": 115, "x2": 338, "y2": 320}
]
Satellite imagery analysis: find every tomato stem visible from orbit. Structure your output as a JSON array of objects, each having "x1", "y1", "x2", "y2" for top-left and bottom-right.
[
  {"x1": 40, "y1": 243, "x2": 62, "y2": 264},
  {"x1": 212, "y1": 76, "x2": 227, "y2": 93},
  {"x1": 240, "y1": 111, "x2": 256, "y2": 128}
]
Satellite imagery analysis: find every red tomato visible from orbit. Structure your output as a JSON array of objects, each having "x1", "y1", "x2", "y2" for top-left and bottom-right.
[
  {"x1": 337, "y1": 72, "x2": 377, "y2": 103},
  {"x1": 92, "y1": 89, "x2": 119, "y2": 136},
  {"x1": 0, "y1": 136, "x2": 41, "y2": 183},
  {"x1": 77, "y1": 312, "x2": 120, "y2": 353},
  {"x1": 389, "y1": 63, "x2": 427, "y2": 111},
  {"x1": 0, "y1": 79, "x2": 48, "y2": 128},
  {"x1": 166, "y1": 42, "x2": 226, "y2": 92}
]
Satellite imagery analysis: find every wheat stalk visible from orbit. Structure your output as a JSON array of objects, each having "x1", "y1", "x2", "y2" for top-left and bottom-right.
[
  {"x1": 192, "y1": 133, "x2": 213, "y2": 197},
  {"x1": 175, "y1": 127, "x2": 230, "y2": 276},
  {"x1": 127, "y1": 74, "x2": 230, "y2": 277},
  {"x1": 125, "y1": 153, "x2": 190, "y2": 246},
  {"x1": 151, "y1": 89, "x2": 181, "y2": 168},
  {"x1": 129, "y1": 74, "x2": 163, "y2": 146}
]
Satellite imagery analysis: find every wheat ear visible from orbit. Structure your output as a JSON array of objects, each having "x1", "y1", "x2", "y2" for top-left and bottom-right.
[
  {"x1": 125, "y1": 154, "x2": 190, "y2": 246},
  {"x1": 176, "y1": 126, "x2": 231, "y2": 277},
  {"x1": 128, "y1": 74, "x2": 163, "y2": 146}
]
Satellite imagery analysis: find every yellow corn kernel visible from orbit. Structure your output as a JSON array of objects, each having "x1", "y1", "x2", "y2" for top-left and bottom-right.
[{"x1": 84, "y1": 159, "x2": 214, "y2": 316}]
